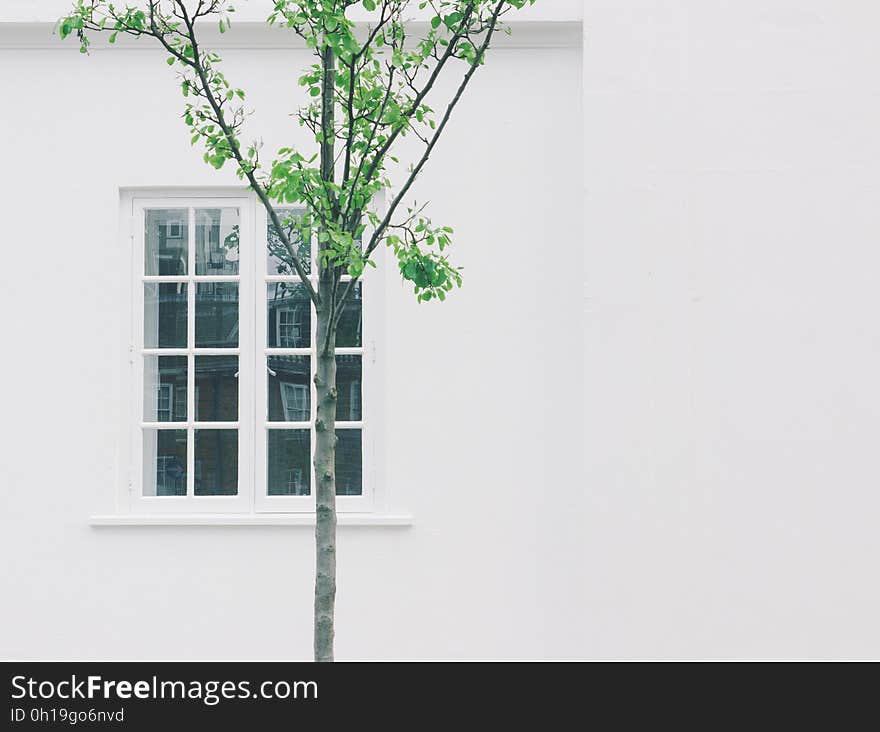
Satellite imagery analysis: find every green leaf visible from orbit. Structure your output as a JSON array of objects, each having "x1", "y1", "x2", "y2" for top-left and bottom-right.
[{"x1": 363, "y1": 0, "x2": 376, "y2": 10}]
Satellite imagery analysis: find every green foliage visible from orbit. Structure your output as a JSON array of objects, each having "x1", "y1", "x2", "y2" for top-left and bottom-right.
[{"x1": 58, "y1": 0, "x2": 536, "y2": 304}]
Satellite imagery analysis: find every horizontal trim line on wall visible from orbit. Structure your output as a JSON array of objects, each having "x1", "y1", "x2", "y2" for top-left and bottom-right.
[
  {"x1": 90, "y1": 513, "x2": 414, "y2": 527},
  {"x1": 0, "y1": 21, "x2": 582, "y2": 50}
]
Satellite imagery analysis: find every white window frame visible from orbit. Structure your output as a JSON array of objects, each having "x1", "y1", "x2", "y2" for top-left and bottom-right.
[
  {"x1": 119, "y1": 189, "x2": 384, "y2": 519},
  {"x1": 132, "y1": 195, "x2": 253, "y2": 514}
]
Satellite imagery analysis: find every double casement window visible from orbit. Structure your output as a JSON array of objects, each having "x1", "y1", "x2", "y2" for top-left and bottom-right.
[{"x1": 128, "y1": 193, "x2": 375, "y2": 515}]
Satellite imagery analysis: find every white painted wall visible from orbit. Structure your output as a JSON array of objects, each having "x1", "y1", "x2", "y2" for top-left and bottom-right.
[
  {"x1": 8, "y1": 0, "x2": 876, "y2": 661},
  {"x1": 0, "y1": 9, "x2": 583, "y2": 659},
  {"x1": 584, "y1": 1, "x2": 880, "y2": 658},
  {"x1": 0, "y1": 0, "x2": 583, "y2": 23}
]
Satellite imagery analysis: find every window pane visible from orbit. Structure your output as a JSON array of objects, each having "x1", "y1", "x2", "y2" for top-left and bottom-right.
[
  {"x1": 144, "y1": 355, "x2": 187, "y2": 422},
  {"x1": 196, "y1": 283, "x2": 238, "y2": 348},
  {"x1": 144, "y1": 283, "x2": 187, "y2": 348},
  {"x1": 145, "y1": 209, "x2": 188, "y2": 276},
  {"x1": 195, "y1": 207, "x2": 240, "y2": 276},
  {"x1": 195, "y1": 356, "x2": 238, "y2": 421},
  {"x1": 336, "y1": 430, "x2": 362, "y2": 496},
  {"x1": 194, "y1": 429, "x2": 238, "y2": 495},
  {"x1": 268, "y1": 208, "x2": 310, "y2": 275},
  {"x1": 268, "y1": 355, "x2": 310, "y2": 422},
  {"x1": 143, "y1": 428, "x2": 186, "y2": 496},
  {"x1": 267, "y1": 282, "x2": 311, "y2": 348},
  {"x1": 336, "y1": 282, "x2": 362, "y2": 347},
  {"x1": 268, "y1": 429, "x2": 311, "y2": 495},
  {"x1": 335, "y1": 355, "x2": 362, "y2": 421}
]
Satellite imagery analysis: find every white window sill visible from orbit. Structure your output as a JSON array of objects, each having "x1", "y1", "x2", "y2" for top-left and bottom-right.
[{"x1": 90, "y1": 514, "x2": 414, "y2": 527}]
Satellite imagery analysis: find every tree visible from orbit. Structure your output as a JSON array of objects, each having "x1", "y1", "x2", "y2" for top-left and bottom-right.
[{"x1": 59, "y1": 0, "x2": 535, "y2": 661}]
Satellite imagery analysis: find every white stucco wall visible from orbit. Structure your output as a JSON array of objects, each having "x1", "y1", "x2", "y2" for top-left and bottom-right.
[
  {"x1": 7, "y1": 0, "x2": 879, "y2": 661},
  {"x1": 584, "y1": 1, "x2": 880, "y2": 658},
  {"x1": 0, "y1": 0, "x2": 583, "y2": 23},
  {"x1": 0, "y1": 7, "x2": 584, "y2": 659}
]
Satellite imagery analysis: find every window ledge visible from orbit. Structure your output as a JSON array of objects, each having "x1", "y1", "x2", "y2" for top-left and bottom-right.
[{"x1": 90, "y1": 514, "x2": 414, "y2": 527}]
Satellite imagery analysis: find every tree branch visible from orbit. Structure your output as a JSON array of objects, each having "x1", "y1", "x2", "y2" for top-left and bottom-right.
[
  {"x1": 174, "y1": 0, "x2": 319, "y2": 304},
  {"x1": 365, "y1": 1, "x2": 504, "y2": 260},
  {"x1": 332, "y1": 0, "x2": 505, "y2": 319}
]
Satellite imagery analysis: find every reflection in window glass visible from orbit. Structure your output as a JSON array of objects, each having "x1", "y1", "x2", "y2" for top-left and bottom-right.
[
  {"x1": 196, "y1": 283, "x2": 239, "y2": 348},
  {"x1": 144, "y1": 283, "x2": 187, "y2": 348},
  {"x1": 145, "y1": 209, "x2": 188, "y2": 276},
  {"x1": 335, "y1": 356, "x2": 361, "y2": 421},
  {"x1": 194, "y1": 429, "x2": 238, "y2": 495},
  {"x1": 336, "y1": 282, "x2": 362, "y2": 347},
  {"x1": 336, "y1": 430, "x2": 362, "y2": 496},
  {"x1": 195, "y1": 208, "x2": 240, "y2": 276},
  {"x1": 137, "y1": 200, "x2": 369, "y2": 505},
  {"x1": 268, "y1": 430, "x2": 311, "y2": 495},
  {"x1": 143, "y1": 428, "x2": 187, "y2": 496},
  {"x1": 267, "y1": 356, "x2": 310, "y2": 422},
  {"x1": 144, "y1": 356, "x2": 187, "y2": 422},
  {"x1": 267, "y1": 282, "x2": 311, "y2": 348},
  {"x1": 267, "y1": 208, "x2": 310, "y2": 275},
  {"x1": 195, "y1": 356, "x2": 238, "y2": 422}
]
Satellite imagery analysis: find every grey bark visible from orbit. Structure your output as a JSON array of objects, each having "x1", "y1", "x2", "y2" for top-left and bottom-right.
[
  {"x1": 313, "y1": 287, "x2": 338, "y2": 662},
  {"x1": 314, "y1": 40, "x2": 338, "y2": 663}
]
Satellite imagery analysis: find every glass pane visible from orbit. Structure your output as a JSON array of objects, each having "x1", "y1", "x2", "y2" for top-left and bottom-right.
[
  {"x1": 336, "y1": 282, "x2": 362, "y2": 347},
  {"x1": 195, "y1": 356, "x2": 238, "y2": 421},
  {"x1": 268, "y1": 356, "x2": 310, "y2": 422},
  {"x1": 145, "y1": 209, "x2": 188, "y2": 276},
  {"x1": 143, "y1": 428, "x2": 187, "y2": 496},
  {"x1": 194, "y1": 429, "x2": 238, "y2": 495},
  {"x1": 144, "y1": 283, "x2": 187, "y2": 348},
  {"x1": 144, "y1": 356, "x2": 187, "y2": 422},
  {"x1": 336, "y1": 430, "x2": 362, "y2": 496},
  {"x1": 196, "y1": 283, "x2": 239, "y2": 348},
  {"x1": 268, "y1": 429, "x2": 311, "y2": 495},
  {"x1": 268, "y1": 208, "x2": 310, "y2": 275},
  {"x1": 267, "y1": 282, "x2": 311, "y2": 348},
  {"x1": 195, "y1": 207, "x2": 240, "y2": 276},
  {"x1": 335, "y1": 355, "x2": 362, "y2": 421}
]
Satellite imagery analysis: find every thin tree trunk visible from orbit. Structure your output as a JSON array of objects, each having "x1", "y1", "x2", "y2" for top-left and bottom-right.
[
  {"x1": 314, "y1": 32, "x2": 338, "y2": 664},
  {"x1": 313, "y1": 287, "x2": 338, "y2": 662}
]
